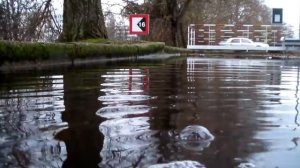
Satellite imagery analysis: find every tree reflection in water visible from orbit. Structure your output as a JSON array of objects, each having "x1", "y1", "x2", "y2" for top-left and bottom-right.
[
  {"x1": 2, "y1": 57, "x2": 300, "y2": 168},
  {"x1": 55, "y1": 71, "x2": 105, "y2": 168}
]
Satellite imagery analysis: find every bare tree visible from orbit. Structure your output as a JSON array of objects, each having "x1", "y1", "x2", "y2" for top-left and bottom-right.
[
  {"x1": 105, "y1": 11, "x2": 116, "y2": 39},
  {"x1": 122, "y1": 0, "x2": 272, "y2": 47},
  {"x1": 187, "y1": 0, "x2": 271, "y2": 24},
  {"x1": 0, "y1": 0, "x2": 62, "y2": 41},
  {"x1": 123, "y1": 0, "x2": 192, "y2": 47}
]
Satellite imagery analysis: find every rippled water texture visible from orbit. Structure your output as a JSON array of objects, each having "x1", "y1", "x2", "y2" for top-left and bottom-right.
[{"x1": 1, "y1": 57, "x2": 300, "y2": 168}]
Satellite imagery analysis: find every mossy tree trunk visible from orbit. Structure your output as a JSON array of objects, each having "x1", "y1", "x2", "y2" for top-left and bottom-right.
[{"x1": 60, "y1": 0, "x2": 108, "y2": 42}]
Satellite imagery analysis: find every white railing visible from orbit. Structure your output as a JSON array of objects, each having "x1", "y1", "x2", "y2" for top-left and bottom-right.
[
  {"x1": 187, "y1": 24, "x2": 295, "y2": 46},
  {"x1": 186, "y1": 24, "x2": 300, "y2": 52}
]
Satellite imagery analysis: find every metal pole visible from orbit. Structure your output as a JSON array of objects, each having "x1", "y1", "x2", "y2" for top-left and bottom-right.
[
  {"x1": 295, "y1": 66, "x2": 300, "y2": 127},
  {"x1": 247, "y1": 26, "x2": 249, "y2": 38},
  {"x1": 262, "y1": 25, "x2": 270, "y2": 43},
  {"x1": 265, "y1": 26, "x2": 268, "y2": 43},
  {"x1": 208, "y1": 25, "x2": 211, "y2": 45},
  {"x1": 272, "y1": 30, "x2": 277, "y2": 46},
  {"x1": 243, "y1": 25, "x2": 253, "y2": 39},
  {"x1": 193, "y1": 27, "x2": 195, "y2": 45},
  {"x1": 188, "y1": 25, "x2": 190, "y2": 46},
  {"x1": 189, "y1": 24, "x2": 195, "y2": 46}
]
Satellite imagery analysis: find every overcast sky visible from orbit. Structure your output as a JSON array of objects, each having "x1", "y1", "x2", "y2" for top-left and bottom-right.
[
  {"x1": 264, "y1": 0, "x2": 300, "y2": 37},
  {"x1": 53, "y1": 0, "x2": 300, "y2": 27},
  {"x1": 53, "y1": 0, "x2": 300, "y2": 37}
]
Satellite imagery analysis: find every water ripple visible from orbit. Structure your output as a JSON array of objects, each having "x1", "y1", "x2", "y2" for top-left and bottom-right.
[
  {"x1": 99, "y1": 117, "x2": 159, "y2": 168},
  {"x1": 0, "y1": 75, "x2": 66, "y2": 168},
  {"x1": 96, "y1": 105, "x2": 151, "y2": 119}
]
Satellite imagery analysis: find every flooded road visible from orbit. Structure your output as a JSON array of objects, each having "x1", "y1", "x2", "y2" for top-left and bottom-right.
[{"x1": 0, "y1": 56, "x2": 300, "y2": 168}]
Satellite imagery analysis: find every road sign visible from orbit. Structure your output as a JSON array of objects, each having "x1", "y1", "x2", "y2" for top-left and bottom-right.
[
  {"x1": 272, "y1": 8, "x2": 283, "y2": 24},
  {"x1": 129, "y1": 14, "x2": 149, "y2": 35}
]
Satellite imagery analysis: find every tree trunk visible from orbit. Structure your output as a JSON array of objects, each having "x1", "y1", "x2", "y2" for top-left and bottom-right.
[
  {"x1": 145, "y1": 0, "x2": 191, "y2": 47},
  {"x1": 60, "y1": 0, "x2": 107, "y2": 42}
]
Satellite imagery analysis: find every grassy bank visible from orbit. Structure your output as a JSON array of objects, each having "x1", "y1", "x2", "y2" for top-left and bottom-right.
[{"x1": 0, "y1": 40, "x2": 169, "y2": 65}]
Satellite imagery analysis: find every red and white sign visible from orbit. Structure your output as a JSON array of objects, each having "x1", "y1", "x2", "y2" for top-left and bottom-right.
[{"x1": 129, "y1": 14, "x2": 150, "y2": 35}]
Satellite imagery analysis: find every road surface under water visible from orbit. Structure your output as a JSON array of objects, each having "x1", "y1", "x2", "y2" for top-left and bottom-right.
[{"x1": 0, "y1": 56, "x2": 300, "y2": 168}]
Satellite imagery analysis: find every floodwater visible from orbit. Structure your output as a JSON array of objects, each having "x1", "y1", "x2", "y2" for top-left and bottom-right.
[{"x1": 0, "y1": 55, "x2": 300, "y2": 168}]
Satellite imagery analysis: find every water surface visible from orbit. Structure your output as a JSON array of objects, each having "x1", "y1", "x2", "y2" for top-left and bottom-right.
[{"x1": 0, "y1": 56, "x2": 300, "y2": 168}]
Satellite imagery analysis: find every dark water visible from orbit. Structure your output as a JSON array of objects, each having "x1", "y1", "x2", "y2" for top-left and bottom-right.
[{"x1": 1, "y1": 56, "x2": 300, "y2": 168}]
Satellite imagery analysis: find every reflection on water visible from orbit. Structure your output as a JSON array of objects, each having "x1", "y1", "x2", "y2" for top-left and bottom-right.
[
  {"x1": 0, "y1": 57, "x2": 300, "y2": 168},
  {"x1": 98, "y1": 68, "x2": 159, "y2": 167},
  {"x1": 0, "y1": 75, "x2": 66, "y2": 168},
  {"x1": 54, "y1": 70, "x2": 104, "y2": 168},
  {"x1": 187, "y1": 58, "x2": 300, "y2": 168}
]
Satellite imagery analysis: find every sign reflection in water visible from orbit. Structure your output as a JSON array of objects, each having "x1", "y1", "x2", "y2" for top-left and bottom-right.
[
  {"x1": 97, "y1": 68, "x2": 160, "y2": 168},
  {"x1": 1, "y1": 57, "x2": 300, "y2": 168}
]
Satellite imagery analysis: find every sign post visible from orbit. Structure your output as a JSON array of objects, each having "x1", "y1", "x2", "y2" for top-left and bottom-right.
[
  {"x1": 272, "y1": 8, "x2": 283, "y2": 24},
  {"x1": 129, "y1": 14, "x2": 150, "y2": 35}
]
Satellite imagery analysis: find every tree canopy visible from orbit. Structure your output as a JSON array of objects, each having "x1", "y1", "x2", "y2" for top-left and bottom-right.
[
  {"x1": 122, "y1": 0, "x2": 272, "y2": 47},
  {"x1": 0, "y1": 0, "x2": 61, "y2": 41},
  {"x1": 0, "y1": 0, "x2": 274, "y2": 45}
]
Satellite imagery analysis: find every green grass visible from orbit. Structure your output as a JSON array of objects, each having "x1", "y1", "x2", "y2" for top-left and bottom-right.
[
  {"x1": 79, "y1": 38, "x2": 112, "y2": 43},
  {"x1": 0, "y1": 39, "x2": 189, "y2": 66},
  {"x1": 164, "y1": 46, "x2": 192, "y2": 54}
]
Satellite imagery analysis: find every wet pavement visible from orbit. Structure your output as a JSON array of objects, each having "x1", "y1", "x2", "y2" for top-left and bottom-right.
[{"x1": 0, "y1": 56, "x2": 300, "y2": 168}]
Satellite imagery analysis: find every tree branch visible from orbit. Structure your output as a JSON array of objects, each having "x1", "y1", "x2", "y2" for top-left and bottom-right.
[{"x1": 176, "y1": 0, "x2": 192, "y2": 20}]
